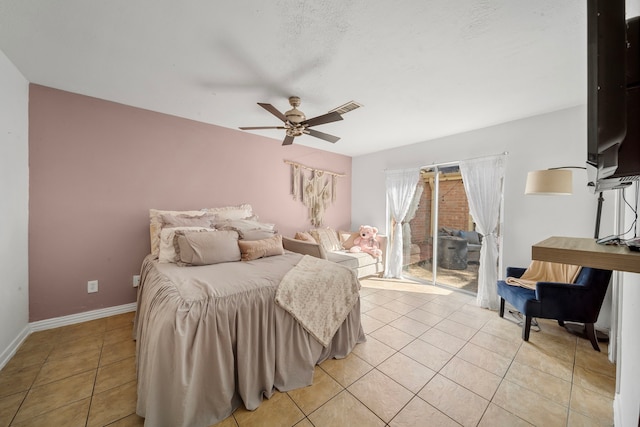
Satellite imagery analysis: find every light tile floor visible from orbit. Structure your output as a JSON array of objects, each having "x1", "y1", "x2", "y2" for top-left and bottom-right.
[{"x1": 0, "y1": 277, "x2": 616, "y2": 426}]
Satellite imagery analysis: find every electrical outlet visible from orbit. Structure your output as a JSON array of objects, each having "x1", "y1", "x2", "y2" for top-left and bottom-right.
[
  {"x1": 87, "y1": 280, "x2": 99, "y2": 293},
  {"x1": 133, "y1": 275, "x2": 140, "y2": 288}
]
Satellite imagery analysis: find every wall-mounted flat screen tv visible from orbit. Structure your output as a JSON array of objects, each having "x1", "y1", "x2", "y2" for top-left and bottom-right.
[{"x1": 586, "y1": 0, "x2": 640, "y2": 192}]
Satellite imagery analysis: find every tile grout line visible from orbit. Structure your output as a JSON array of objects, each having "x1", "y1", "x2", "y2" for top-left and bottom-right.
[
  {"x1": 375, "y1": 296, "x2": 581, "y2": 426},
  {"x1": 84, "y1": 333, "x2": 106, "y2": 427},
  {"x1": 6, "y1": 334, "x2": 55, "y2": 427},
  {"x1": 388, "y1": 292, "x2": 583, "y2": 423},
  {"x1": 360, "y1": 301, "x2": 477, "y2": 425},
  {"x1": 1, "y1": 294, "x2": 614, "y2": 426}
]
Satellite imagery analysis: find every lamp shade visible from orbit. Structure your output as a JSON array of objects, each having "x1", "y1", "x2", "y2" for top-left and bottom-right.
[{"x1": 524, "y1": 169, "x2": 573, "y2": 195}]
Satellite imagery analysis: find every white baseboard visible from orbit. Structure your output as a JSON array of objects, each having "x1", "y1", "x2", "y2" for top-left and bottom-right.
[
  {"x1": 30, "y1": 302, "x2": 137, "y2": 332},
  {"x1": 0, "y1": 324, "x2": 31, "y2": 371},
  {"x1": 1, "y1": 303, "x2": 137, "y2": 371}
]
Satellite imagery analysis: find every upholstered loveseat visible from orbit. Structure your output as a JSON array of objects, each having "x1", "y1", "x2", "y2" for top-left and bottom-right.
[
  {"x1": 282, "y1": 228, "x2": 386, "y2": 279},
  {"x1": 439, "y1": 227, "x2": 482, "y2": 264}
]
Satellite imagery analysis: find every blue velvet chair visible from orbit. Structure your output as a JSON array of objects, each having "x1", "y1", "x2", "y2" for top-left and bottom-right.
[{"x1": 497, "y1": 266, "x2": 612, "y2": 351}]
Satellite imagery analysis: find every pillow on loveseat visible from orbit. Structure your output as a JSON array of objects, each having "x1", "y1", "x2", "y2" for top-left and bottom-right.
[
  {"x1": 294, "y1": 231, "x2": 317, "y2": 243},
  {"x1": 309, "y1": 228, "x2": 343, "y2": 252},
  {"x1": 338, "y1": 230, "x2": 358, "y2": 250},
  {"x1": 458, "y1": 230, "x2": 481, "y2": 245}
]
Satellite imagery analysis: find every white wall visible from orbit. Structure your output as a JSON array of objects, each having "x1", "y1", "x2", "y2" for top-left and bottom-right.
[
  {"x1": 615, "y1": 186, "x2": 640, "y2": 427},
  {"x1": 612, "y1": 2, "x2": 639, "y2": 422},
  {"x1": 352, "y1": 105, "x2": 639, "y2": 426},
  {"x1": 0, "y1": 49, "x2": 29, "y2": 368},
  {"x1": 352, "y1": 105, "x2": 613, "y2": 271},
  {"x1": 617, "y1": 270, "x2": 640, "y2": 426}
]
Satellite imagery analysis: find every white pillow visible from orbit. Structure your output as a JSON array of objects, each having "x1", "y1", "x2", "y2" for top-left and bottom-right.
[{"x1": 158, "y1": 226, "x2": 212, "y2": 263}]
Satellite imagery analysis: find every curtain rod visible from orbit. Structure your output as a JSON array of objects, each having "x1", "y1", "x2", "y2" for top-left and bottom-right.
[
  {"x1": 420, "y1": 151, "x2": 509, "y2": 169},
  {"x1": 283, "y1": 160, "x2": 346, "y2": 177},
  {"x1": 383, "y1": 152, "x2": 509, "y2": 173}
]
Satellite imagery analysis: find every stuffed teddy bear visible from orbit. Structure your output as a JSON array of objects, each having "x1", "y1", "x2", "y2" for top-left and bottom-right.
[{"x1": 349, "y1": 225, "x2": 383, "y2": 258}]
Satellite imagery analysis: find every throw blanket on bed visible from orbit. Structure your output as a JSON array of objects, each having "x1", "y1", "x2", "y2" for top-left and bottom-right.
[
  {"x1": 275, "y1": 255, "x2": 360, "y2": 347},
  {"x1": 506, "y1": 260, "x2": 582, "y2": 290}
]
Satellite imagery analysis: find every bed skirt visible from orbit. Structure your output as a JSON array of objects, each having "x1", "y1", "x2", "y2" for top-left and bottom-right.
[{"x1": 134, "y1": 253, "x2": 365, "y2": 427}]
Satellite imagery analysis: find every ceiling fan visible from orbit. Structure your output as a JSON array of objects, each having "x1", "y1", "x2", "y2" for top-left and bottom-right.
[{"x1": 239, "y1": 96, "x2": 361, "y2": 146}]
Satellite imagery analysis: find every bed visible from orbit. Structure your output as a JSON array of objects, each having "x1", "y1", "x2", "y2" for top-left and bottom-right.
[{"x1": 133, "y1": 206, "x2": 365, "y2": 427}]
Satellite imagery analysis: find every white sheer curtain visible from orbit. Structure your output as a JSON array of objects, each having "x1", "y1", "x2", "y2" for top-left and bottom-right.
[
  {"x1": 384, "y1": 168, "x2": 420, "y2": 279},
  {"x1": 403, "y1": 184, "x2": 424, "y2": 264},
  {"x1": 459, "y1": 154, "x2": 506, "y2": 309}
]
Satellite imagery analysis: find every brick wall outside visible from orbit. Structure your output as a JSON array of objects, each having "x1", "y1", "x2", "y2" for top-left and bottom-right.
[
  {"x1": 407, "y1": 174, "x2": 473, "y2": 262},
  {"x1": 438, "y1": 179, "x2": 471, "y2": 231}
]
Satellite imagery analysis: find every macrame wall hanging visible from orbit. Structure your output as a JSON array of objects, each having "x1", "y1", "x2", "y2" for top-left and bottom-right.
[{"x1": 284, "y1": 160, "x2": 345, "y2": 227}]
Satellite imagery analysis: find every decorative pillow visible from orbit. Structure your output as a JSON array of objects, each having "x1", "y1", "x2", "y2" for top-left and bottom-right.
[
  {"x1": 202, "y1": 204, "x2": 253, "y2": 221},
  {"x1": 309, "y1": 228, "x2": 342, "y2": 252},
  {"x1": 338, "y1": 230, "x2": 358, "y2": 250},
  {"x1": 238, "y1": 234, "x2": 285, "y2": 261},
  {"x1": 149, "y1": 209, "x2": 204, "y2": 257},
  {"x1": 294, "y1": 231, "x2": 317, "y2": 243},
  {"x1": 158, "y1": 226, "x2": 211, "y2": 263},
  {"x1": 177, "y1": 230, "x2": 240, "y2": 266},
  {"x1": 161, "y1": 212, "x2": 217, "y2": 228},
  {"x1": 214, "y1": 219, "x2": 277, "y2": 241},
  {"x1": 240, "y1": 229, "x2": 277, "y2": 241},
  {"x1": 459, "y1": 230, "x2": 481, "y2": 245},
  {"x1": 214, "y1": 218, "x2": 275, "y2": 231}
]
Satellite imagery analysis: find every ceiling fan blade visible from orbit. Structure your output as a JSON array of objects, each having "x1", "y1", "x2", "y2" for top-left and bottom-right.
[
  {"x1": 306, "y1": 129, "x2": 340, "y2": 143},
  {"x1": 282, "y1": 135, "x2": 295, "y2": 146},
  {"x1": 239, "y1": 126, "x2": 286, "y2": 130},
  {"x1": 258, "y1": 103, "x2": 288, "y2": 123},
  {"x1": 301, "y1": 111, "x2": 343, "y2": 127}
]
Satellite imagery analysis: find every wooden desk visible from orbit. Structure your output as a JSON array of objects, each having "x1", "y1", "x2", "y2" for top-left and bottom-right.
[{"x1": 532, "y1": 236, "x2": 640, "y2": 274}]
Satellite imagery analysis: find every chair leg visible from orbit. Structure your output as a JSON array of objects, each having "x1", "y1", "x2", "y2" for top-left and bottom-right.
[
  {"x1": 584, "y1": 323, "x2": 601, "y2": 352},
  {"x1": 522, "y1": 316, "x2": 531, "y2": 341},
  {"x1": 499, "y1": 298, "x2": 505, "y2": 318}
]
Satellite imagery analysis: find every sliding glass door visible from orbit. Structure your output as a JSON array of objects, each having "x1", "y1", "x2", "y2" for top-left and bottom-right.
[{"x1": 402, "y1": 164, "x2": 482, "y2": 294}]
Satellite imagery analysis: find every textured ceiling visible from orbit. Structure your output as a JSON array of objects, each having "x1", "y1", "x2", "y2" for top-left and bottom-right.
[{"x1": 0, "y1": 0, "x2": 589, "y2": 156}]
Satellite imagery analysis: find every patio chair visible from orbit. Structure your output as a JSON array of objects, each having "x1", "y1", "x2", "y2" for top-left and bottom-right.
[{"x1": 496, "y1": 265, "x2": 612, "y2": 351}]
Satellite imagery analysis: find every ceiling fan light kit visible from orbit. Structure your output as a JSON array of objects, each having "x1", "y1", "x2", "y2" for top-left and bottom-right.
[{"x1": 239, "y1": 96, "x2": 361, "y2": 146}]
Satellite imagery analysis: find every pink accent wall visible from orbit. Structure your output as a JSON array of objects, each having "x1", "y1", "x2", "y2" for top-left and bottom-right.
[{"x1": 28, "y1": 84, "x2": 352, "y2": 321}]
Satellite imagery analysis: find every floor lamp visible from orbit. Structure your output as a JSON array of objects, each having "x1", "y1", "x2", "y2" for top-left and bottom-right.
[
  {"x1": 524, "y1": 166, "x2": 609, "y2": 342},
  {"x1": 524, "y1": 166, "x2": 604, "y2": 238}
]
